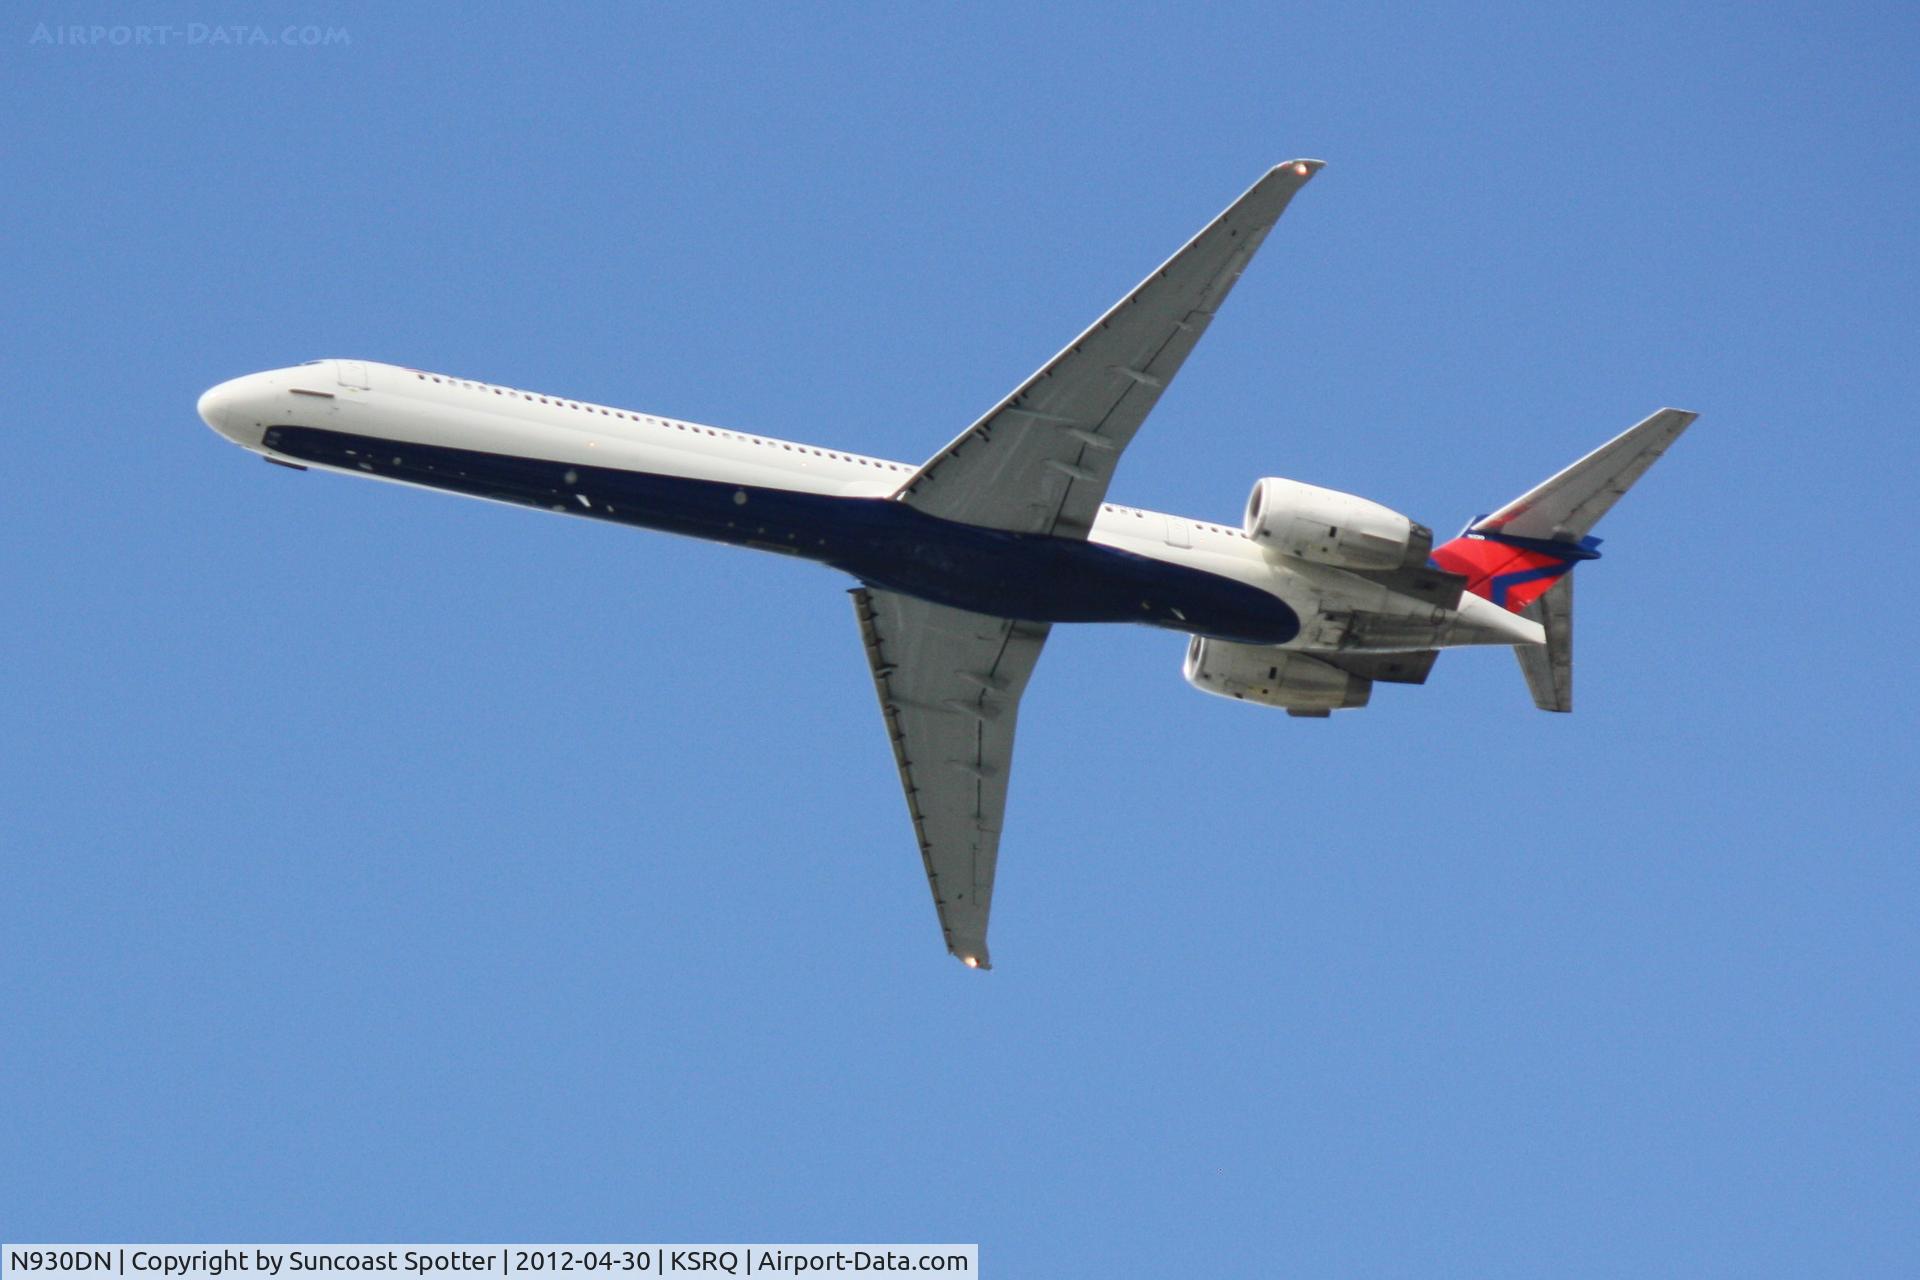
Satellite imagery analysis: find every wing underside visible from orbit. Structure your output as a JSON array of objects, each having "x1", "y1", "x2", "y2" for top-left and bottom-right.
[
  {"x1": 849, "y1": 165, "x2": 1323, "y2": 964},
  {"x1": 893, "y1": 161, "x2": 1324, "y2": 538},
  {"x1": 851, "y1": 588, "x2": 1050, "y2": 968}
]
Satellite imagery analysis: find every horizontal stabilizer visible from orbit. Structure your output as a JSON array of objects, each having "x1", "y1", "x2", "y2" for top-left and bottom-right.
[
  {"x1": 1474, "y1": 408, "x2": 1696, "y2": 543},
  {"x1": 1513, "y1": 576, "x2": 1573, "y2": 711}
]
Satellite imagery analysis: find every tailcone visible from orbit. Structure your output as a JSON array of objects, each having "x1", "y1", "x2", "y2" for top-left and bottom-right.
[{"x1": 1448, "y1": 591, "x2": 1546, "y2": 647}]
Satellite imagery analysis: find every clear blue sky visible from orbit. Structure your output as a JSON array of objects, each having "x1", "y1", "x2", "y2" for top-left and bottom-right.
[{"x1": 4, "y1": 3, "x2": 1916, "y2": 1273}]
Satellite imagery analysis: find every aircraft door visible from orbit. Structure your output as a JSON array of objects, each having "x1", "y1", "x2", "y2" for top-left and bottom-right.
[
  {"x1": 336, "y1": 360, "x2": 370, "y2": 390},
  {"x1": 1164, "y1": 516, "x2": 1193, "y2": 549}
]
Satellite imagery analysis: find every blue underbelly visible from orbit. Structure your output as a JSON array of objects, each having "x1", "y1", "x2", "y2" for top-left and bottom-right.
[{"x1": 263, "y1": 426, "x2": 1300, "y2": 645}]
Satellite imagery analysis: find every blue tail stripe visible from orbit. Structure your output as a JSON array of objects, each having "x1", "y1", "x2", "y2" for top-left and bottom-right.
[{"x1": 1488, "y1": 562, "x2": 1575, "y2": 608}]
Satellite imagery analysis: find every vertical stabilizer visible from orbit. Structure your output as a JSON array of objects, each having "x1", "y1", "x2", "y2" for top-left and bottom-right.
[{"x1": 1431, "y1": 408, "x2": 1695, "y2": 711}]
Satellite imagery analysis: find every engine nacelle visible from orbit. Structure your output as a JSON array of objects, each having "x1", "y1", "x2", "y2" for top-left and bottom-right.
[
  {"x1": 1244, "y1": 477, "x2": 1432, "y2": 571},
  {"x1": 1183, "y1": 637, "x2": 1371, "y2": 714}
]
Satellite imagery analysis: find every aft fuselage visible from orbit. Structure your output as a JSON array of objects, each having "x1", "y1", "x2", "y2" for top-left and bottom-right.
[{"x1": 198, "y1": 359, "x2": 1529, "y2": 650}]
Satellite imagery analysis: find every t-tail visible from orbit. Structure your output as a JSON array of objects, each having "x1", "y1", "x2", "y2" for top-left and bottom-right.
[{"x1": 1429, "y1": 408, "x2": 1697, "y2": 712}]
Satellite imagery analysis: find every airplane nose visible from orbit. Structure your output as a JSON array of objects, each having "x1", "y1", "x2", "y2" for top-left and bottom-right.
[
  {"x1": 197, "y1": 372, "x2": 279, "y2": 448},
  {"x1": 197, "y1": 379, "x2": 239, "y2": 435}
]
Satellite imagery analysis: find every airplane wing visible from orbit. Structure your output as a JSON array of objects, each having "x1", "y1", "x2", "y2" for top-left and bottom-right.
[
  {"x1": 850, "y1": 587, "x2": 1051, "y2": 969},
  {"x1": 893, "y1": 161, "x2": 1324, "y2": 538}
]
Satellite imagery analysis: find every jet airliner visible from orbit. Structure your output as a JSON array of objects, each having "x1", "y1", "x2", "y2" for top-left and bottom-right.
[{"x1": 200, "y1": 161, "x2": 1692, "y2": 968}]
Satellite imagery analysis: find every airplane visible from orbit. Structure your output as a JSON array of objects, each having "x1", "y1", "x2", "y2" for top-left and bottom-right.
[{"x1": 198, "y1": 161, "x2": 1693, "y2": 969}]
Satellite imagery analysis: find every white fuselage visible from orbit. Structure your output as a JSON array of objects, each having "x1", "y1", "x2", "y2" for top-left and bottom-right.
[{"x1": 198, "y1": 359, "x2": 1538, "y2": 651}]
